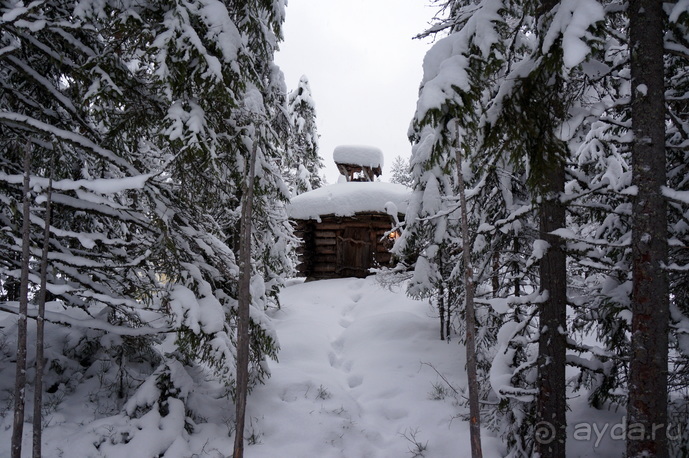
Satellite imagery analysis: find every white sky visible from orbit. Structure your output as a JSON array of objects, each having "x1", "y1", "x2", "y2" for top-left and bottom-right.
[{"x1": 275, "y1": 0, "x2": 437, "y2": 184}]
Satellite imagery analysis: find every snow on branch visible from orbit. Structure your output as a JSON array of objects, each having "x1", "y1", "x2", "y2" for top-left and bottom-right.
[
  {"x1": 542, "y1": 0, "x2": 605, "y2": 69},
  {"x1": 476, "y1": 291, "x2": 548, "y2": 315},
  {"x1": 6, "y1": 55, "x2": 77, "y2": 113},
  {"x1": 663, "y1": 185, "x2": 689, "y2": 205},
  {"x1": 0, "y1": 302, "x2": 172, "y2": 336},
  {"x1": 550, "y1": 227, "x2": 629, "y2": 249},
  {"x1": 0, "y1": 171, "x2": 154, "y2": 194},
  {"x1": 566, "y1": 354, "x2": 610, "y2": 374},
  {"x1": 0, "y1": 112, "x2": 138, "y2": 173},
  {"x1": 0, "y1": 0, "x2": 45, "y2": 24}
]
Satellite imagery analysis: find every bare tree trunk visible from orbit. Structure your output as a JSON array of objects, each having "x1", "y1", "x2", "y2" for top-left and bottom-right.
[
  {"x1": 33, "y1": 156, "x2": 54, "y2": 458},
  {"x1": 233, "y1": 140, "x2": 258, "y2": 458},
  {"x1": 627, "y1": 1, "x2": 669, "y2": 456},
  {"x1": 11, "y1": 143, "x2": 32, "y2": 458},
  {"x1": 439, "y1": 287, "x2": 446, "y2": 341},
  {"x1": 446, "y1": 297, "x2": 451, "y2": 341},
  {"x1": 533, "y1": 2, "x2": 568, "y2": 455},
  {"x1": 513, "y1": 237, "x2": 521, "y2": 298},
  {"x1": 535, "y1": 163, "x2": 567, "y2": 457},
  {"x1": 492, "y1": 251, "x2": 500, "y2": 298},
  {"x1": 455, "y1": 138, "x2": 483, "y2": 458}
]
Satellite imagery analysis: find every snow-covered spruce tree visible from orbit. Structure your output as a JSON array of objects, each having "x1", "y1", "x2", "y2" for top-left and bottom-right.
[
  {"x1": 665, "y1": 4, "x2": 689, "y2": 453},
  {"x1": 560, "y1": 3, "x2": 689, "y2": 452},
  {"x1": 0, "y1": 3, "x2": 175, "y2": 452},
  {"x1": 389, "y1": 155, "x2": 414, "y2": 188},
  {"x1": 485, "y1": 3, "x2": 569, "y2": 453},
  {"x1": 563, "y1": 7, "x2": 689, "y2": 454},
  {"x1": 481, "y1": 2, "x2": 610, "y2": 455},
  {"x1": 1, "y1": 0, "x2": 292, "y2": 453},
  {"x1": 531, "y1": 3, "x2": 652, "y2": 424},
  {"x1": 399, "y1": 129, "x2": 466, "y2": 342},
  {"x1": 401, "y1": 1, "x2": 608, "y2": 455},
  {"x1": 561, "y1": 1, "x2": 636, "y2": 414},
  {"x1": 397, "y1": 1, "x2": 542, "y2": 454},
  {"x1": 105, "y1": 0, "x2": 293, "y2": 430},
  {"x1": 286, "y1": 75, "x2": 323, "y2": 195},
  {"x1": 0, "y1": 0, "x2": 155, "y2": 372}
]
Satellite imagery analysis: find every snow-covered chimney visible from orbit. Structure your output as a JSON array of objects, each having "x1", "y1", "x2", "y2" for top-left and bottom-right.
[{"x1": 333, "y1": 145, "x2": 384, "y2": 182}]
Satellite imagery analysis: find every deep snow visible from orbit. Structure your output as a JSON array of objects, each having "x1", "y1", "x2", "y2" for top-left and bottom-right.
[
  {"x1": 287, "y1": 182, "x2": 410, "y2": 220},
  {"x1": 244, "y1": 277, "x2": 500, "y2": 457},
  {"x1": 333, "y1": 145, "x2": 384, "y2": 169},
  {"x1": 1, "y1": 276, "x2": 630, "y2": 457}
]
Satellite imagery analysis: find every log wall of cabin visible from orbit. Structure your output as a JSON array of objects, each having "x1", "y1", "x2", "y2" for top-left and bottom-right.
[{"x1": 293, "y1": 212, "x2": 399, "y2": 279}]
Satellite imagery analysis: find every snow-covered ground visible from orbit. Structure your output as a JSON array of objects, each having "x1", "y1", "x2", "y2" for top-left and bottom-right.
[
  {"x1": 1, "y1": 276, "x2": 629, "y2": 457},
  {"x1": 245, "y1": 277, "x2": 501, "y2": 458}
]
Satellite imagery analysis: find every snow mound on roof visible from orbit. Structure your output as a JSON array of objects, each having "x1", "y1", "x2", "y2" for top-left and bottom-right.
[
  {"x1": 288, "y1": 182, "x2": 409, "y2": 220},
  {"x1": 333, "y1": 145, "x2": 384, "y2": 168}
]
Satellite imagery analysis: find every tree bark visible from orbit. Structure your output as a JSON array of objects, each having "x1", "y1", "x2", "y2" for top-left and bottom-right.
[
  {"x1": 535, "y1": 162, "x2": 567, "y2": 457},
  {"x1": 492, "y1": 251, "x2": 500, "y2": 298},
  {"x1": 513, "y1": 237, "x2": 521, "y2": 298},
  {"x1": 627, "y1": 1, "x2": 669, "y2": 456},
  {"x1": 439, "y1": 282, "x2": 446, "y2": 341},
  {"x1": 446, "y1": 297, "x2": 451, "y2": 341},
  {"x1": 233, "y1": 139, "x2": 258, "y2": 458},
  {"x1": 455, "y1": 137, "x2": 483, "y2": 458},
  {"x1": 11, "y1": 143, "x2": 32, "y2": 458},
  {"x1": 33, "y1": 156, "x2": 54, "y2": 458},
  {"x1": 439, "y1": 255, "x2": 446, "y2": 341},
  {"x1": 533, "y1": 1, "x2": 568, "y2": 455}
]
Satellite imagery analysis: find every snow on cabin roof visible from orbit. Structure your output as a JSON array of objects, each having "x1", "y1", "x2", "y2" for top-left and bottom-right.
[
  {"x1": 333, "y1": 145, "x2": 384, "y2": 168},
  {"x1": 288, "y1": 182, "x2": 410, "y2": 220}
]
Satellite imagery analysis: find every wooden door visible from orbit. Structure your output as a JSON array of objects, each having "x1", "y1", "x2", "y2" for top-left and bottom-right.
[{"x1": 336, "y1": 226, "x2": 372, "y2": 277}]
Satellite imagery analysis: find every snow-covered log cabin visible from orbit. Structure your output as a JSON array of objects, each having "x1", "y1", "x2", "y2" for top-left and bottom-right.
[{"x1": 288, "y1": 146, "x2": 409, "y2": 279}]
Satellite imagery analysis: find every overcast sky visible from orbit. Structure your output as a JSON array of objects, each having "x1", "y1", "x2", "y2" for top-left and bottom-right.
[{"x1": 275, "y1": 0, "x2": 436, "y2": 184}]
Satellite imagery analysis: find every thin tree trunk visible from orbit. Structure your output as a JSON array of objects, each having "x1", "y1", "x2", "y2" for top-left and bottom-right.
[
  {"x1": 455, "y1": 136, "x2": 483, "y2": 458},
  {"x1": 439, "y1": 288, "x2": 446, "y2": 341},
  {"x1": 492, "y1": 251, "x2": 500, "y2": 298},
  {"x1": 33, "y1": 156, "x2": 54, "y2": 458},
  {"x1": 513, "y1": 237, "x2": 521, "y2": 298},
  {"x1": 11, "y1": 143, "x2": 32, "y2": 458},
  {"x1": 446, "y1": 294, "x2": 451, "y2": 342},
  {"x1": 627, "y1": 0, "x2": 669, "y2": 456},
  {"x1": 233, "y1": 139, "x2": 258, "y2": 458}
]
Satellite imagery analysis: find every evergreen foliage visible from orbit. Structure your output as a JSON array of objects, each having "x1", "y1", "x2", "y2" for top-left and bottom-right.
[
  {"x1": 394, "y1": 0, "x2": 633, "y2": 455},
  {"x1": 397, "y1": 0, "x2": 689, "y2": 455},
  {"x1": 0, "y1": 0, "x2": 293, "y2": 452},
  {"x1": 286, "y1": 75, "x2": 323, "y2": 195},
  {"x1": 389, "y1": 155, "x2": 413, "y2": 188},
  {"x1": 1, "y1": 0, "x2": 687, "y2": 454}
]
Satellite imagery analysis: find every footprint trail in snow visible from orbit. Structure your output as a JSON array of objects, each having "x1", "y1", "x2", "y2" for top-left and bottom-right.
[{"x1": 246, "y1": 276, "x2": 492, "y2": 458}]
